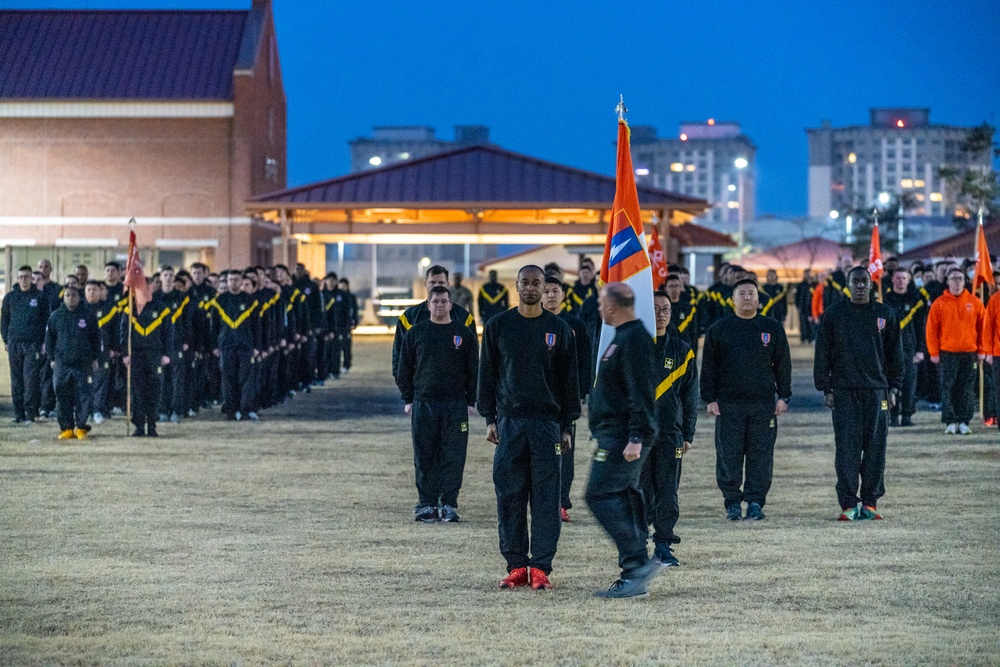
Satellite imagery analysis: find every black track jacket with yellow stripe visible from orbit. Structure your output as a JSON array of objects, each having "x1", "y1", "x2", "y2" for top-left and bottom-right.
[{"x1": 651, "y1": 332, "x2": 698, "y2": 444}]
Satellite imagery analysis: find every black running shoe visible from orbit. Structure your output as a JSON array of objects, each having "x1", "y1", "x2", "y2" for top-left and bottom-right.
[
  {"x1": 131, "y1": 427, "x2": 145, "y2": 437},
  {"x1": 414, "y1": 506, "x2": 438, "y2": 523},
  {"x1": 594, "y1": 578, "x2": 648, "y2": 599},
  {"x1": 746, "y1": 502, "x2": 766, "y2": 521},
  {"x1": 439, "y1": 505, "x2": 460, "y2": 522},
  {"x1": 726, "y1": 504, "x2": 743, "y2": 521},
  {"x1": 654, "y1": 545, "x2": 679, "y2": 567}
]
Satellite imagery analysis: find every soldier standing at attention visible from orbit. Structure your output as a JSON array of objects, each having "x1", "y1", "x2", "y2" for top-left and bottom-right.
[
  {"x1": 393, "y1": 265, "x2": 476, "y2": 381},
  {"x1": 2, "y1": 266, "x2": 49, "y2": 423},
  {"x1": 477, "y1": 269, "x2": 509, "y2": 324},
  {"x1": 334, "y1": 278, "x2": 359, "y2": 375},
  {"x1": 701, "y1": 278, "x2": 792, "y2": 522},
  {"x1": 45, "y1": 286, "x2": 100, "y2": 440},
  {"x1": 760, "y1": 269, "x2": 789, "y2": 327},
  {"x1": 122, "y1": 291, "x2": 172, "y2": 437},
  {"x1": 814, "y1": 267, "x2": 903, "y2": 520},
  {"x1": 478, "y1": 265, "x2": 579, "y2": 592},
  {"x1": 663, "y1": 274, "x2": 699, "y2": 355},
  {"x1": 84, "y1": 280, "x2": 119, "y2": 425},
  {"x1": 585, "y1": 282, "x2": 661, "y2": 599},
  {"x1": 397, "y1": 286, "x2": 479, "y2": 523},
  {"x1": 883, "y1": 267, "x2": 927, "y2": 427},
  {"x1": 208, "y1": 270, "x2": 262, "y2": 421},
  {"x1": 541, "y1": 275, "x2": 592, "y2": 522},
  {"x1": 640, "y1": 290, "x2": 698, "y2": 568}
]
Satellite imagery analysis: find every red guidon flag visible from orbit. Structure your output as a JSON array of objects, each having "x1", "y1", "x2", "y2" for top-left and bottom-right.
[
  {"x1": 123, "y1": 229, "x2": 151, "y2": 315},
  {"x1": 648, "y1": 226, "x2": 668, "y2": 287},
  {"x1": 972, "y1": 221, "x2": 995, "y2": 291},
  {"x1": 867, "y1": 222, "x2": 884, "y2": 288}
]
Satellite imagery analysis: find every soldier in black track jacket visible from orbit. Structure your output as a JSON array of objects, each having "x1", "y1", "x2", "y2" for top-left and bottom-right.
[
  {"x1": 478, "y1": 265, "x2": 579, "y2": 590},
  {"x1": 153, "y1": 267, "x2": 191, "y2": 422},
  {"x1": 393, "y1": 265, "x2": 477, "y2": 380},
  {"x1": 664, "y1": 274, "x2": 699, "y2": 354},
  {"x1": 585, "y1": 283, "x2": 660, "y2": 599},
  {"x1": 1, "y1": 266, "x2": 49, "y2": 423},
  {"x1": 397, "y1": 286, "x2": 479, "y2": 523},
  {"x1": 814, "y1": 266, "x2": 904, "y2": 521},
  {"x1": 701, "y1": 278, "x2": 792, "y2": 522},
  {"x1": 760, "y1": 270, "x2": 789, "y2": 326},
  {"x1": 84, "y1": 280, "x2": 120, "y2": 423},
  {"x1": 208, "y1": 271, "x2": 261, "y2": 420},
  {"x1": 884, "y1": 267, "x2": 927, "y2": 427},
  {"x1": 640, "y1": 290, "x2": 698, "y2": 567},
  {"x1": 122, "y1": 293, "x2": 173, "y2": 437},
  {"x1": 541, "y1": 276, "x2": 592, "y2": 520},
  {"x1": 477, "y1": 270, "x2": 509, "y2": 324},
  {"x1": 45, "y1": 286, "x2": 101, "y2": 439}
]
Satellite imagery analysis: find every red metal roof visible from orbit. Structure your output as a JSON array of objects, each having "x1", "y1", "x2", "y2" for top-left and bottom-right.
[
  {"x1": 669, "y1": 222, "x2": 736, "y2": 248},
  {"x1": 250, "y1": 144, "x2": 709, "y2": 210},
  {"x1": 0, "y1": 10, "x2": 254, "y2": 100},
  {"x1": 899, "y1": 219, "x2": 1000, "y2": 260}
]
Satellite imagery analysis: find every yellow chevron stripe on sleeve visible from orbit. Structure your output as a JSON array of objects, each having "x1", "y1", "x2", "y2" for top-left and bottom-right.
[
  {"x1": 479, "y1": 286, "x2": 507, "y2": 305},
  {"x1": 677, "y1": 307, "x2": 696, "y2": 333},
  {"x1": 899, "y1": 300, "x2": 924, "y2": 330},
  {"x1": 655, "y1": 349, "x2": 695, "y2": 400},
  {"x1": 400, "y1": 313, "x2": 412, "y2": 330},
  {"x1": 170, "y1": 296, "x2": 190, "y2": 323},
  {"x1": 464, "y1": 313, "x2": 474, "y2": 328},
  {"x1": 98, "y1": 305, "x2": 119, "y2": 328}
]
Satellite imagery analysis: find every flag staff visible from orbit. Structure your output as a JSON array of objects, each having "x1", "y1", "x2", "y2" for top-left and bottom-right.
[
  {"x1": 977, "y1": 206, "x2": 985, "y2": 419},
  {"x1": 126, "y1": 217, "x2": 135, "y2": 437},
  {"x1": 871, "y1": 208, "x2": 883, "y2": 303},
  {"x1": 615, "y1": 94, "x2": 627, "y2": 122}
]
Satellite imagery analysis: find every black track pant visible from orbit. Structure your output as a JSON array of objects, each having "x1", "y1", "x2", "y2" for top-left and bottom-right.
[
  {"x1": 798, "y1": 313, "x2": 815, "y2": 343},
  {"x1": 585, "y1": 431, "x2": 649, "y2": 579},
  {"x1": 130, "y1": 353, "x2": 160, "y2": 429},
  {"x1": 8, "y1": 342, "x2": 42, "y2": 421},
  {"x1": 890, "y1": 357, "x2": 918, "y2": 420},
  {"x1": 412, "y1": 399, "x2": 469, "y2": 508},
  {"x1": 640, "y1": 433, "x2": 683, "y2": 546},
  {"x1": 39, "y1": 351, "x2": 55, "y2": 413},
  {"x1": 993, "y1": 361, "x2": 1000, "y2": 429},
  {"x1": 832, "y1": 388, "x2": 888, "y2": 509},
  {"x1": 559, "y1": 423, "x2": 577, "y2": 509},
  {"x1": 493, "y1": 416, "x2": 561, "y2": 574},
  {"x1": 91, "y1": 355, "x2": 112, "y2": 417},
  {"x1": 54, "y1": 364, "x2": 90, "y2": 431},
  {"x1": 714, "y1": 401, "x2": 777, "y2": 509},
  {"x1": 159, "y1": 351, "x2": 188, "y2": 416},
  {"x1": 220, "y1": 346, "x2": 255, "y2": 415},
  {"x1": 939, "y1": 352, "x2": 977, "y2": 425}
]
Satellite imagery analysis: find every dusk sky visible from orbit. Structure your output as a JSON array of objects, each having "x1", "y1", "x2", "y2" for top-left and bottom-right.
[{"x1": 7, "y1": 0, "x2": 1000, "y2": 217}]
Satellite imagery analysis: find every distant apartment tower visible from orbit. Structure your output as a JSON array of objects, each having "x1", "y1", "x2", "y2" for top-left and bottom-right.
[
  {"x1": 806, "y1": 108, "x2": 991, "y2": 219},
  {"x1": 349, "y1": 125, "x2": 491, "y2": 173},
  {"x1": 630, "y1": 121, "x2": 756, "y2": 226}
]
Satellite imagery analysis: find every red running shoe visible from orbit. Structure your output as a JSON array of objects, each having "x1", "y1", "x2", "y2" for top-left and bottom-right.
[
  {"x1": 560, "y1": 507, "x2": 571, "y2": 522},
  {"x1": 499, "y1": 567, "x2": 529, "y2": 589},
  {"x1": 984, "y1": 417, "x2": 997, "y2": 427},
  {"x1": 529, "y1": 568, "x2": 552, "y2": 591}
]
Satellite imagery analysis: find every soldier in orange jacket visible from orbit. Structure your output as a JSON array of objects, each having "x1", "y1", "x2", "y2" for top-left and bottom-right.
[
  {"x1": 925, "y1": 268, "x2": 987, "y2": 435},
  {"x1": 984, "y1": 287, "x2": 1000, "y2": 430}
]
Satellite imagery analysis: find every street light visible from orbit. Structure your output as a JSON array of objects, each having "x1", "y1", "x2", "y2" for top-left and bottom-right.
[{"x1": 734, "y1": 157, "x2": 748, "y2": 261}]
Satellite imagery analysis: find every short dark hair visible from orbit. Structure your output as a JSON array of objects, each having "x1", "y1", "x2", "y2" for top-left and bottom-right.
[
  {"x1": 160, "y1": 265, "x2": 175, "y2": 273},
  {"x1": 664, "y1": 273, "x2": 681, "y2": 283},
  {"x1": 175, "y1": 269, "x2": 192, "y2": 282},
  {"x1": 890, "y1": 267, "x2": 910, "y2": 278},
  {"x1": 85, "y1": 279, "x2": 104, "y2": 287},
  {"x1": 847, "y1": 266, "x2": 870, "y2": 280},
  {"x1": 338, "y1": 278, "x2": 349, "y2": 286},
  {"x1": 946, "y1": 267, "x2": 965, "y2": 279},
  {"x1": 543, "y1": 275, "x2": 564, "y2": 288},
  {"x1": 104, "y1": 261, "x2": 121, "y2": 270},
  {"x1": 653, "y1": 290, "x2": 670, "y2": 300},
  {"x1": 542, "y1": 262, "x2": 561, "y2": 275},
  {"x1": 18, "y1": 265, "x2": 32, "y2": 273},
  {"x1": 325, "y1": 272, "x2": 338, "y2": 280},
  {"x1": 62, "y1": 285, "x2": 80, "y2": 296},
  {"x1": 426, "y1": 265, "x2": 449, "y2": 280},
  {"x1": 518, "y1": 265, "x2": 545, "y2": 280},
  {"x1": 191, "y1": 262, "x2": 209, "y2": 272},
  {"x1": 273, "y1": 264, "x2": 289, "y2": 273},
  {"x1": 732, "y1": 277, "x2": 758, "y2": 291},
  {"x1": 428, "y1": 285, "x2": 451, "y2": 298}
]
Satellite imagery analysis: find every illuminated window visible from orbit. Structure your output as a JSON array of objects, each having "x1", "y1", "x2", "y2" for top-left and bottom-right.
[
  {"x1": 670, "y1": 162, "x2": 684, "y2": 172},
  {"x1": 848, "y1": 153, "x2": 857, "y2": 163},
  {"x1": 900, "y1": 179, "x2": 913, "y2": 188},
  {"x1": 914, "y1": 179, "x2": 925, "y2": 188},
  {"x1": 929, "y1": 192, "x2": 943, "y2": 202},
  {"x1": 915, "y1": 194, "x2": 925, "y2": 202},
  {"x1": 727, "y1": 201, "x2": 739, "y2": 209},
  {"x1": 398, "y1": 152, "x2": 411, "y2": 160},
  {"x1": 685, "y1": 164, "x2": 696, "y2": 172},
  {"x1": 635, "y1": 168, "x2": 650, "y2": 176}
]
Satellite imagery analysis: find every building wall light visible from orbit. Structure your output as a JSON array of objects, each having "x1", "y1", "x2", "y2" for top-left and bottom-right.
[
  {"x1": 369, "y1": 156, "x2": 382, "y2": 166},
  {"x1": 848, "y1": 153, "x2": 857, "y2": 163}
]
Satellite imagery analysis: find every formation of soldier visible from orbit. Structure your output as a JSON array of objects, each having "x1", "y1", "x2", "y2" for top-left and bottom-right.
[{"x1": 2, "y1": 259, "x2": 359, "y2": 438}]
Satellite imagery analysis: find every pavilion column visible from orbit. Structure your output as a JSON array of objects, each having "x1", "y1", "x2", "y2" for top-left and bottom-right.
[{"x1": 280, "y1": 208, "x2": 290, "y2": 266}]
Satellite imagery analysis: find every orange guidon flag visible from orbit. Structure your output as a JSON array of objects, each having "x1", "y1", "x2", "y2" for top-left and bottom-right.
[
  {"x1": 867, "y1": 222, "x2": 884, "y2": 288},
  {"x1": 596, "y1": 118, "x2": 656, "y2": 360},
  {"x1": 124, "y1": 229, "x2": 152, "y2": 315},
  {"x1": 649, "y1": 226, "x2": 668, "y2": 287},
  {"x1": 973, "y1": 221, "x2": 995, "y2": 291}
]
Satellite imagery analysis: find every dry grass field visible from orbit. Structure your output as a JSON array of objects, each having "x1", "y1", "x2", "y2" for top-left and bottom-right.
[{"x1": 1, "y1": 338, "x2": 998, "y2": 666}]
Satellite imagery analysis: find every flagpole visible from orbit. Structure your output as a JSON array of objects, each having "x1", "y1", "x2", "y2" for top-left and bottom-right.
[
  {"x1": 126, "y1": 218, "x2": 135, "y2": 436},
  {"x1": 977, "y1": 207, "x2": 985, "y2": 420},
  {"x1": 872, "y1": 209, "x2": 883, "y2": 303}
]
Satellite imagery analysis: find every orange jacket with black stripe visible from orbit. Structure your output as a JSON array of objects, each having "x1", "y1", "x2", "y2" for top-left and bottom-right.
[{"x1": 925, "y1": 289, "x2": 986, "y2": 356}]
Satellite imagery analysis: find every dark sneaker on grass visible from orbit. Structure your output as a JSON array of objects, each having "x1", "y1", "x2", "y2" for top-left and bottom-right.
[
  {"x1": 654, "y1": 545, "x2": 679, "y2": 567},
  {"x1": 499, "y1": 567, "x2": 529, "y2": 589},
  {"x1": 746, "y1": 502, "x2": 766, "y2": 521},
  {"x1": 439, "y1": 505, "x2": 460, "y2": 522},
  {"x1": 726, "y1": 504, "x2": 743, "y2": 521},
  {"x1": 859, "y1": 505, "x2": 883, "y2": 520},
  {"x1": 414, "y1": 506, "x2": 438, "y2": 523},
  {"x1": 594, "y1": 578, "x2": 649, "y2": 599}
]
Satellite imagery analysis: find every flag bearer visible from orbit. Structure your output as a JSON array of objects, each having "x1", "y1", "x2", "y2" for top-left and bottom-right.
[{"x1": 122, "y1": 293, "x2": 172, "y2": 437}]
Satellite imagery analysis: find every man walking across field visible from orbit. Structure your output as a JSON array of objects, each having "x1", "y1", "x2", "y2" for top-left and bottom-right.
[
  {"x1": 478, "y1": 265, "x2": 579, "y2": 592},
  {"x1": 925, "y1": 268, "x2": 987, "y2": 435},
  {"x1": 814, "y1": 267, "x2": 904, "y2": 521},
  {"x1": 397, "y1": 286, "x2": 479, "y2": 523},
  {"x1": 701, "y1": 277, "x2": 792, "y2": 521},
  {"x1": 585, "y1": 282, "x2": 661, "y2": 598}
]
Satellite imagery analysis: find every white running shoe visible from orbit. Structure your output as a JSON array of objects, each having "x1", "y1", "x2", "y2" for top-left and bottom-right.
[
  {"x1": 247, "y1": 411, "x2": 259, "y2": 421},
  {"x1": 957, "y1": 423, "x2": 972, "y2": 435},
  {"x1": 92, "y1": 412, "x2": 105, "y2": 425},
  {"x1": 944, "y1": 423, "x2": 958, "y2": 435}
]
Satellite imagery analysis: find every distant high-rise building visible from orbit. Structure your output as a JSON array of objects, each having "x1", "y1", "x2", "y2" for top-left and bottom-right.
[
  {"x1": 806, "y1": 108, "x2": 991, "y2": 220},
  {"x1": 349, "y1": 125, "x2": 490, "y2": 173},
  {"x1": 630, "y1": 120, "x2": 756, "y2": 227}
]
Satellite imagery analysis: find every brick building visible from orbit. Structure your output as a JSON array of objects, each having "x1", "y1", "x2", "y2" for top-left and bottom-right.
[{"x1": 0, "y1": 1, "x2": 286, "y2": 285}]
